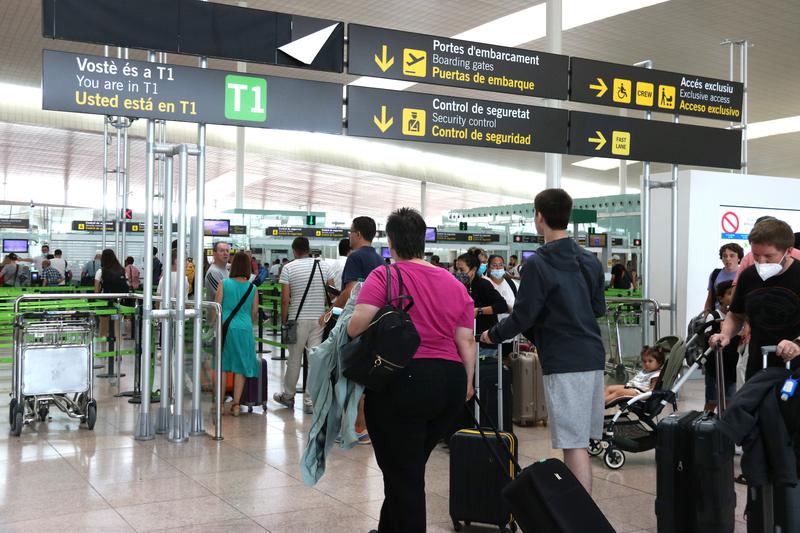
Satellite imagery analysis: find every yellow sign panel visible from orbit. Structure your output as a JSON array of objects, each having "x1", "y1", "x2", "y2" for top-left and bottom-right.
[
  {"x1": 635, "y1": 81, "x2": 654, "y2": 106},
  {"x1": 612, "y1": 78, "x2": 631, "y2": 104},
  {"x1": 403, "y1": 48, "x2": 427, "y2": 77},
  {"x1": 611, "y1": 131, "x2": 631, "y2": 156},
  {"x1": 658, "y1": 85, "x2": 676, "y2": 109},
  {"x1": 402, "y1": 108, "x2": 426, "y2": 136}
]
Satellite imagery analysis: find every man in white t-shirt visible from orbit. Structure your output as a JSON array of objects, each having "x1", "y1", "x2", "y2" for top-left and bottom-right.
[
  {"x1": 275, "y1": 237, "x2": 333, "y2": 413},
  {"x1": 49, "y1": 249, "x2": 68, "y2": 285},
  {"x1": 325, "y1": 238, "x2": 350, "y2": 292},
  {"x1": 34, "y1": 244, "x2": 50, "y2": 272},
  {"x1": 269, "y1": 259, "x2": 281, "y2": 280}
]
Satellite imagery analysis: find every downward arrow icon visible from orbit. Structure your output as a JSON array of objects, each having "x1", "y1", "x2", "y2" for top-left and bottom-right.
[
  {"x1": 373, "y1": 105, "x2": 393, "y2": 132},
  {"x1": 374, "y1": 45, "x2": 395, "y2": 72}
]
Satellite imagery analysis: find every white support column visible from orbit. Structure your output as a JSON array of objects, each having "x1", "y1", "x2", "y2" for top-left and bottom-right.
[
  {"x1": 544, "y1": 0, "x2": 563, "y2": 189},
  {"x1": 234, "y1": 58, "x2": 246, "y2": 210}
]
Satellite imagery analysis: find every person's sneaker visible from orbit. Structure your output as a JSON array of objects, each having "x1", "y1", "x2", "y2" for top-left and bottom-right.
[
  {"x1": 273, "y1": 392, "x2": 295, "y2": 409},
  {"x1": 303, "y1": 403, "x2": 313, "y2": 414},
  {"x1": 357, "y1": 432, "x2": 371, "y2": 445}
]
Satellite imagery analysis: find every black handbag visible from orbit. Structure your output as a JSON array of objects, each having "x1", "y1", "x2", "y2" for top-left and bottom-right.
[{"x1": 341, "y1": 264, "x2": 420, "y2": 391}]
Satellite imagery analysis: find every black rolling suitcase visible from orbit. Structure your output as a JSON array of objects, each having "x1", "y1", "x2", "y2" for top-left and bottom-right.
[
  {"x1": 449, "y1": 345, "x2": 518, "y2": 532},
  {"x1": 745, "y1": 346, "x2": 800, "y2": 533},
  {"x1": 655, "y1": 344, "x2": 736, "y2": 533},
  {"x1": 503, "y1": 458, "x2": 615, "y2": 533}
]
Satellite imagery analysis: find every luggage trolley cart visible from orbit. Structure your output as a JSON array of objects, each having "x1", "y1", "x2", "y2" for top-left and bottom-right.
[{"x1": 9, "y1": 310, "x2": 97, "y2": 436}]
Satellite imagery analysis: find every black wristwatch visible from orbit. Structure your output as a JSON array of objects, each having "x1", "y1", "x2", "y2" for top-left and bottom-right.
[
  {"x1": 793, "y1": 338, "x2": 800, "y2": 349},
  {"x1": 476, "y1": 307, "x2": 484, "y2": 316}
]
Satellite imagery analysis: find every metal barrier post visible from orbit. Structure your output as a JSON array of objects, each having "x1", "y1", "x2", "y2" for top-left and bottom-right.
[{"x1": 156, "y1": 156, "x2": 174, "y2": 434}]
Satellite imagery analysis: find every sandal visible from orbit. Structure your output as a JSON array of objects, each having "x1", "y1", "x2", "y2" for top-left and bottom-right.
[{"x1": 230, "y1": 404, "x2": 240, "y2": 417}]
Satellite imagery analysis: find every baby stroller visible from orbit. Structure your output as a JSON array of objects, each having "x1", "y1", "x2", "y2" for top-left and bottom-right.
[{"x1": 589, "y1": 336, "x2": 687, "y2": 469}]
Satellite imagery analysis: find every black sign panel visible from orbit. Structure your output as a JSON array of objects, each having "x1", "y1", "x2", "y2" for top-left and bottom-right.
[
  {"x1": 512, "y1": 235, "x2": 544, "y2": 244},
  {"x1": 42, "y1": 50, "x2": 342, "y2": 134},
  {"x1": 437, "y1": 232, "x2": 500, "y2": 243},
  {"x1": 568, "y1": 111, "x2": 742, "y2": 169},
  {"x1": 43, "y1": 0, "x2": 344, "y2": 73},
  {"x1": 347, "y1": 87, "x2": 568, "y2": 153},
  {"x1": 570, "y1": 57, "x2": 744, "y2": 122},
  {"x1": 266, "y1": 227, "x2": 349, "y2": 239},
  {"x1": 0, "y1": 218, "x2": 30, "y2": 230},
  {"x1": 348, "y1": 24, "x2": 569, "y2": 99},
  {"x1": 230, "y1": 225, "x2": 247, "y2": 235},
  {"x1": 72, "y1": 220, "x2": 115, "y2": 232}
]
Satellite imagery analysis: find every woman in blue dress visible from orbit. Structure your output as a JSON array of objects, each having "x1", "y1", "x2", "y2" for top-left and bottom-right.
[{"x1": 215, "y1": 252, "x2": 259, "y2": 416}]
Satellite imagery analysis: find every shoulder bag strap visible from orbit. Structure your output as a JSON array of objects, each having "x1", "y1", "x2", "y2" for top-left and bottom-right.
[
  {"x1": 294, "y1": 260, "x2": 318, "y2": 321},
  {"x1": 316, "y1": 262, "x2": 332, "y2": 307},
  {"x1": 384, "y1": 263, "x2": 392, "y2": 305},
  {"x1": 13, "y1": 265, "x2": 19, "y2": 284},
  {"x1": 221, "y1": 281, "x2": 255, "y2": 344}
]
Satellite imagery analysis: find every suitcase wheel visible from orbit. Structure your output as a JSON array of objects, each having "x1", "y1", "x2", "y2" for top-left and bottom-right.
[
  {"x1": 452, "y1": 518, "x2": 462, "y2": 531},
  {"x1": 604, "y1": 447, "x2": 625, "y2": 469},
  {"x1": 262, "y1": 402, "x2": 268, "y2": 411},
  {"x1": 248, "y1": 405, "x2": 253, "y2": 413},
  {"x1": 588, "y1": 439, "x2": 604, "y2": 456}
]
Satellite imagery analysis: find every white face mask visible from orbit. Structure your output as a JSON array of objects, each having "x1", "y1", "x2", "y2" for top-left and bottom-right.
[
  {"x1": 489, "y1": 269, "x2": 505, "y2": 279},
  {"x1": 755, "y1": 252, "x2": 787, "y2": 281}
]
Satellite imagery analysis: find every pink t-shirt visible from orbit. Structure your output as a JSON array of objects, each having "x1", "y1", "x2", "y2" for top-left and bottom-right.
[
  {"x1": 734, "y1": 249, "x2": 800, "y2": 285},
  {"x1": 356, "y1": 261, "x2": 473, "y2": 363}
]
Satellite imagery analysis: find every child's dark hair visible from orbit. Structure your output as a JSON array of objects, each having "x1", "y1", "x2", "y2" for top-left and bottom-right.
[
  {"x1": 715, "y1": 279, "x2": 734, "y2": 299},
  {"x1": 641, "y1": 345, "x2": 666, "y2": 366}
]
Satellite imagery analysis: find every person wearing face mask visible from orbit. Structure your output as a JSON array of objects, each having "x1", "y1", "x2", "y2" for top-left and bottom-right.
[
  {"x1": 734, "y1": 217, "x2": 800, "y2": 287},
  {"x1": 455, "y1": 251, "x2": 508, "y2": 358},
  {"x1": 711, "y1": 218, "x2": 800, "y2": 381},
  {"x1": 485, "y1": 255, "x2": 518, "y2": 356}
]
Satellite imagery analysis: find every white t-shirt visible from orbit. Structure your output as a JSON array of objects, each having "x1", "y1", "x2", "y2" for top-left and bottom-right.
[
  {"x1": 326, "y1": 256, "x2": 348, "y2": 291},
  {"x1": 34, "y1": 255, "x2": 48, "y2": 272},
  {"x1": 279, "y1": 258, "x2": 331, "y2": 320},
  {"x1": 157, "y1": 271, "x2": 190, "y2": 296},
  {"x1": 626, "y1": 369, "x2": 661, "y2": 392},
  {"x1": 269, "y1": 263, "x2": 281, "y2": 278},
  {"x1": 485, "y1": 277, "x2": 516, "y2": 322}
]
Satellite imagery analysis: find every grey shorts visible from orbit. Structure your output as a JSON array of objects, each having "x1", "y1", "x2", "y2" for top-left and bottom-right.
[{"x1": 543, "y1": 370, "x2": 604, "y2": 449}]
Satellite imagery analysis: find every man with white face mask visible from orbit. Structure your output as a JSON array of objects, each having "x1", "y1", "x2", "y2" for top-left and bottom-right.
[{"x1": 711, "y1": 218, "x2": 800, "y2": 380}]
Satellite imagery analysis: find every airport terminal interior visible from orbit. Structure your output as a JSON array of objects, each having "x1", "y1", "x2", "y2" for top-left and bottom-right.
[{"x1": 1, "y1": 0, "x2": 799, "y2": 531}]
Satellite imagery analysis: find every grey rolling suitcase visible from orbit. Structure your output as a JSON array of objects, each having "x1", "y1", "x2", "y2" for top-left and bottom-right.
[{"x1": 511, "y1": 347, "x2": 548, "y2": 427}]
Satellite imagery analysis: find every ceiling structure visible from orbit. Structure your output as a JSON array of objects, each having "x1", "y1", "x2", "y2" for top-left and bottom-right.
[{"x1": 0, "y1": 0, "x2": 798, "y2": 221}]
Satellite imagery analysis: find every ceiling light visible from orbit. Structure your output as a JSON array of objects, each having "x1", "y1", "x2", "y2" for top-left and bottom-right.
[
  {"x1": 747, "y1": 115, "x2": 800, "y2": 140},
  {"x1": 572, "y1": 158, "x2": 639, "y2": 171}
]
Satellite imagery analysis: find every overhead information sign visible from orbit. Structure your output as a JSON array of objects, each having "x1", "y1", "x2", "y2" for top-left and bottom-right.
[
  {"x1": 568, "y1": 111, "x2": 742, "y2": 169},
  {"x1": 347, "y1": 87, "x2": 568, "y2": 153},
  {"x1": 42, "y1": 50, "x2": 343, "y2": 134},
  {"x1": 72, "y1": 220, "x2": 115, "y2": 232},
  {"x1": 570, "y1": 57, "x2": 744, "y2": 122},
  {"x1": 438, "y1": 232, "x2": 500, "y2": 243},
  {"x1": 348, "y1": 24, "x2": 569, "y2": 99},
  {"x1": 266, "y1": 227, "x2": 349, "y2": 239},
  {"x1": 0, "y1": 218, "x2": 30, "y2": 230},
  {"x1": 512, "y1": 235, "x2": 545, "y2": 244},
  {"x1": 230, "y1": 225, "x2": 247, "y2": 235}
]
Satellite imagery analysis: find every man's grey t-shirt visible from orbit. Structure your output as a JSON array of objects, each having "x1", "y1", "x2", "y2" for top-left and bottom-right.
[{"x1": 205, "y1": 263, "x2": 229, "y2": 301}]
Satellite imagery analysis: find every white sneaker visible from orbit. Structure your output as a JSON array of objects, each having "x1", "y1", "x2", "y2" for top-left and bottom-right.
[
  {"x1": 273, "y1": 392, "x2": 295, "y2": 409},
  {"x1": 303, "y1": 403, "x2": 313, "y2": 414}
]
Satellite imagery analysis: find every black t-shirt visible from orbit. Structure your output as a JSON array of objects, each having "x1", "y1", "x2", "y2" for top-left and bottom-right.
[
  {"x1": 341, "y1": 246, "x2": 384, "y2": 287},
  {"x1": 611, "y1": 263, "x2": 632, "y2": 289},
  {"x1": 730, "y1": 261, "x2": 800, "y2": 377}
]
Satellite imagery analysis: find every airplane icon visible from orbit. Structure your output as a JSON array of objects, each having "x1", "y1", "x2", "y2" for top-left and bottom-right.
[
  {"x1": 406, "y1": 53, "x2": 424, "y2": 66},
  {"x1": 402, "y1": 48, "x2": 427, "y2": 77}
]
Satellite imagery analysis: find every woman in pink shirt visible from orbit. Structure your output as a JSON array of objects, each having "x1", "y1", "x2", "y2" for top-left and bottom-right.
[{"x1": 348, "y1": 207, "x2": 476, "y2": 533}]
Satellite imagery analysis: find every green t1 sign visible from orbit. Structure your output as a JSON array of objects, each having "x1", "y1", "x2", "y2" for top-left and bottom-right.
[{"x1": 225, "y1": 75, "x2": 267, "y2": 122}]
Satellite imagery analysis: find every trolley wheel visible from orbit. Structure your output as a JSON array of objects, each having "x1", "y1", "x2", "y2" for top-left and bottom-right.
[
  {"x1": 262, "y1": 402, "x2": 268, "y2": 412},
  {"x1": 452, "y1": 519, "x2": 462, "y2": 532},
  {"x1": 86, "y1": 401, "x2": 97, "y2": 430},
  {"x1": 248, "y1": 405, "x2": 253, "y2": 413},
  {"x1": 37, "y1": 406, "x2": 49, "y2": 422},
  {"x1": 11, "y1": 405, "x2": 24, "y2": 436},
  {"x1": 8, "y1": 398, "x2": 17, "y2": 427},
  {"x1": 604, "y1": 448, "x2": 626, "y2": 470},
  {"x1": 588, "y1": 439, "x2": 603, "y2": 457}
]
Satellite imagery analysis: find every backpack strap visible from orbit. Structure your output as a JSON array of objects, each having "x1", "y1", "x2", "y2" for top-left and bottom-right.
[{"x1": 389, "y1": 264, "x2": 414, "y2": 312}]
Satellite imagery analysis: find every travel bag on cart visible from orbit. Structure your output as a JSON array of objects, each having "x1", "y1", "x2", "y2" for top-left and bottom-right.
[
  {"x1": 744, "y1": 346, "x2": 800, "y2": 533},
  {"x1": 655, "y1": 344, "x2": 736, "y2": 533},
  {"x1": 450, "y1": 346, "x2": 518, "y2": 532},
  {"x1": 239, "y1": 356, "x2": 269, "y2": 411},
  {"x1": 511, "y1": 348, "x2": 547, "y2": 426},
  {"x1": 503, "y1": 458, "x2": 615, "y2": 533}
]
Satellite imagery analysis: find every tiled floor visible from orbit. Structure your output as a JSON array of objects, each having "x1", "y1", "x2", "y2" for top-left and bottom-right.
[{"x1": 1, "y1": 352, "x2": 749, "y2": 532}]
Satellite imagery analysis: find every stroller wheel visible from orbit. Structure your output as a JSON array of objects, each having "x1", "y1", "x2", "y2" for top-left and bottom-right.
[
  {"x1": 604, "y1": 448, "x2": 626, "y2": 469},
  {"x1": 588, "y1": 439, "x2": 603, "y2": 457}
]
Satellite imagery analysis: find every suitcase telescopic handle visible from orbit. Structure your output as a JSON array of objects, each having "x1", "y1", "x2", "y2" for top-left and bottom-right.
[
  {"x1": 761, "y1": 345, "x2": 791, "y2": 370},
  {"x1": 470, "y1": 394, "x2": 521, "y2": 478}
]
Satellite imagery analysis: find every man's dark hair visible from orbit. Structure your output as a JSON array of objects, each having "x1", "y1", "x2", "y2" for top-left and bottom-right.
[
  {"x1": 352, "y1": 216, "x2": 377, "y2": 242},
  {"x1": 749, "y1": 218, "x2": 794, "y2": 250},
  {"x1": 794, "y1": 232, "x2": 800, "y2": 249},
  {"x1": 153, "y1": 247, "x2": 158, "y2": 255},
  {"x1": 54, "y1": 249, "x2": 62, "y2": 256},
  {"x1": 41, "y1": 244, "x2": 49, "y2": 250},
  {"x1": 715, "y1": 279, "x2": 734, "y2": 299},
  {"x1": 291, "y1": 237, "x2": 310, "y2": 254},
  {"x1": 338, "y1": 238, "x2": 351, "y2": 257},
  {"x1": 534, "y1": 188, "x2": 572, "y2": 230},
  {"x1": 125, "y1": 256, "x2": 134, "y2": 265},
  {"x1": 46, "y1": 254, "x2": 54, "y2": 260},
  {"x1": 457, "y1": 251, "x2": 481, "y2": 271},
  {"x1": 385, "y1": 208, "x2": 425, "y2": 259},
  {"x1": 719, "y1": 243, "x2": 744, "y2": 261},
  {"x1": 431, "y1": 255, "x2": 440, "y2": 263},
  {"x1": 510, "y1": 254, "x2": 518, "y2": 260}
]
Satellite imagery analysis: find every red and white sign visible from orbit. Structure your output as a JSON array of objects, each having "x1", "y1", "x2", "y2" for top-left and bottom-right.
[{"x1": 721, "y1": 211, "x2": 739, "y2": 233}]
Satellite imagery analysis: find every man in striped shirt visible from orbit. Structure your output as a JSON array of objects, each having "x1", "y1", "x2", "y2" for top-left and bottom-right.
[{"x1": 275, "y1": 237, "x2": 333, "y2": 414}]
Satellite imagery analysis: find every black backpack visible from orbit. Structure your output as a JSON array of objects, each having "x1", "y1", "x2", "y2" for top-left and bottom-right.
[
  {"x1": 101, "y1": 269, "x2": 130, "y2": 293},
  {"x1": 341, "y1": 264, "x2": 421, "y2": 391}
]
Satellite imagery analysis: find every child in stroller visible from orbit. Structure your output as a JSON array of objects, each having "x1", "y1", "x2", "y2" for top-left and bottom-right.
[
  {"x1": 589, "y1": 336, "x2": 685, "y2": 469},
  {"x1": 604, "y1": 345, "x2": 666, "y2": 404}
]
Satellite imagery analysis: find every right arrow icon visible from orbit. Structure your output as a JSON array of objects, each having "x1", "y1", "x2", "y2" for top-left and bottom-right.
[
  {"x1": 589, "y1": 77, "x2": 607, "y2": 98},
  {"x1": 373, "y1": 105, "x2": 393, "y2": 132},
  {"x1": 589, "y1": 131, "x2": 606, "y2": 150}
]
